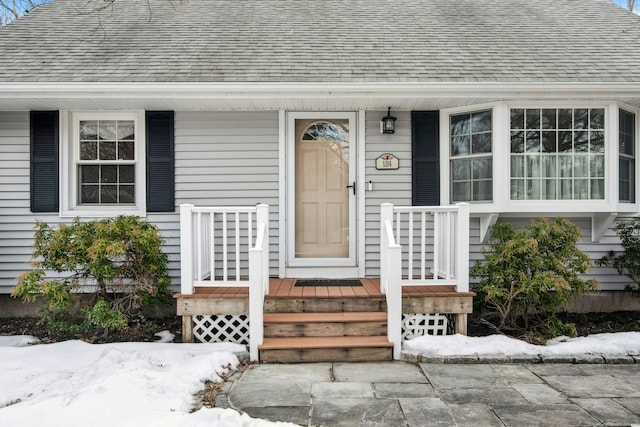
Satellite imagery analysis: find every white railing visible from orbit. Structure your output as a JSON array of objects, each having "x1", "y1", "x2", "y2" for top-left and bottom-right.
[
  {"x1": 380, "y1": 202, "x2": 470, "y2": 359},
  {"x1": 180, "y1": 203, "x2": 269, "y2": 361}
]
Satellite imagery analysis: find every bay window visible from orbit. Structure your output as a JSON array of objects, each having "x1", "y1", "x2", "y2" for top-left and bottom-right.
[{"x1": 619, "y1": 109, "x2": 636, "y2": 203}]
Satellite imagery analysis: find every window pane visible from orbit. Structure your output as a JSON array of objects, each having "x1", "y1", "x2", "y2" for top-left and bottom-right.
[
  {"x1": 527, "y1": 179, "x2": 541, "y2": 199},
  {"x1": 511, "y1": 179, "x2": 524, "y2": 200},
  {"x1": 543, "y1": 179, "x2": 557, "y2": 199},
  {"x1": 590, "y1": 155, "x2": 604, "y2": 178},
  {"x1": 511, "y1": 131, "x2": 525, "y2": 153},
  {"x1": 100, "y1": 165, "x2": 117, "y2": 183},
  {"x1": 452, "y1": 182, "x2": 470, "y2": 202},
  {"x1": 573, "y1": 155, "x2": 588, "y2": 178},
  {"x1": 542, "y1": 109, "x2": 557, "y2": 129},
  {"x1": 560, "y1": 179, "x2": 572, "y2": 199},
  {"x1": 542, "y1": 131, "x2": 557, "y2": 153},
  {"x1": 542, "y1": 156, "x2": 557, "y2": 177},
  {"x1": 472, "y1": 132, "x2": 491, "y2": 154},
  {"x1": 119, "y1": 185, "x2": 135, "y2": 204},
  {"x1": 471, "y1": 111, "x2": 491, "y2": 133},
  {"x1": 118, "y1": 141, "x2": 135, "y2": 160},
  {"x1": 80, "y1": 141, "x2": 97, "y2": 160},
  {"x1": 526, "y1": 155, "x2": 540, "y2": 177},
  {"x1": 526, "y1": 109, "x2": 540, "y2": 129},
  {"x1": 80, "y1": 121, "x2": 98, "y2": 140},
  {"x1": 590, "y1": 131, "x2": 604, "y2": 153},
  {"x1": 473, "y1": 180, "x2": 492, "y2": 201},
  {"x1": 559, "y1": 155, "x2": 573, "y2": 178},
  {"x1": 80, "y1": 165, "x2": 99, "y2": 183},
  {"x1": 558, "y1": 109, "x2": 573, "y2": 129},
  {"x1": 591, "y1": 179, "x2": 605, "y2": 199},
  {"x1": 99, "y1": 121, "x2": 118, "y2": 140},
  {"x1": 574, "y1": 178, "x2": 589, "y2": 199},
  {"x1": 525, "y1": 131, "x2": 540, "y2": 152},
  {"x1": 558, "y1": 131, "x2": 573, "y2": 152},
  {"x1": 574, "y1": 131, "x2": 588, "y2": 152},
  {"x1": 81, "y1": 185, "x2": 99, "y2": 204},
  {"x1": 451, "y1": 135, "x2": 470, "y2": 156},
  {"x1": 120, "y1": 165, "x2": 135, "y2": 183},
  {"x1": 590, "y1": 109, "x2": 605, "y2": 129},
  {"x1": 619, "y1": 159, "x2": 635, "y2": 202},
  {"x1": 574, "y1": 109, "x2": 589, "y2": 130},
  {"x1": 451, "y1": 114, "x2": 470, "y2": 136},
  {"x1": 99, "y1": 141, "x2": 116, "y2": 160},
  {"x1": 101, "y1": 185, "x2": 118, "y2": 204},
  {"x1": 473, "y1": 158, "x2": 492, "y2": 179},
  {"x1": 511, "y1": 156, "x2": 524, "y2": 178},
  {"x1": 511, "y1": 109, "x2": 524, "y2": 130},
  {"x1": 117, "y1": 121, "x2": 135, "y2": 140}
]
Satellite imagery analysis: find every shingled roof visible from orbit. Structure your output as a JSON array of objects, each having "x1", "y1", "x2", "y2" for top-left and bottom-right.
[{"x1": 0, "y1": 0, "x2": 639, "y2": 83}]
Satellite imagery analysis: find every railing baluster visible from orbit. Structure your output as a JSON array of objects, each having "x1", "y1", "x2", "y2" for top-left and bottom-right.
[
  {"x1": 408, "y1": 211, "x2": 413, "y2": 281},
  {"x1": 209, "y1": 212, "x2": 215, "y2": 283},
  {"x1": 235, "y1": 212, "x2": 240, "y2": 281},
  {"x1": 196, "y1": 212, "x2": 203, "y2": 281},
  {"x1": 222, "y1": 212, "x2": 228, "y2": 282},
  {"x1": 420, "y1": 211, "x2": 426, "y2": 280}
]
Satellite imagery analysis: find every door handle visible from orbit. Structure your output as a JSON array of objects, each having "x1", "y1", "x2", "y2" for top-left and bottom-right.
[{"x1": 346, "y1": 182, "x2": 356, "y2": 195}]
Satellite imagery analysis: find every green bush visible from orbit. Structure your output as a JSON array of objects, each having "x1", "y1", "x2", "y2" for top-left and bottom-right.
[
  {"x1": 471, "y1": 218, "x2": 597, "y2": 342},
  {"x1": 13, "y1": 216, "x2": 171, "y2": 334},
  {"x1": 598, "y1": 217, "x2": 640, "y2": 298}
]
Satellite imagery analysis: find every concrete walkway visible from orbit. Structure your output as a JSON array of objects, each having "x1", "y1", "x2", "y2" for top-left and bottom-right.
[{"x1": 215, "y1": 361, "x2": 640, "y2": 426}]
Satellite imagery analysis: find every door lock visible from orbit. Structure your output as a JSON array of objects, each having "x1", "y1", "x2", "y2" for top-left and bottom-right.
[{"x1": 346, "y1": 182, "x2": 356, "y2": 195}]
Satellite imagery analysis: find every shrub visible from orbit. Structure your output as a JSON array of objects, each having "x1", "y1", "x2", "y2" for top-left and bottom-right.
[
  {"x1": 598, "y1": 217, "x2": 640, "y2": 298},
  {"x1": 471, "y1": 218, "x2": 597, "y2": 341},
  {"x1": 12, "y1": 216, "x2": 171, "y2": 334}
]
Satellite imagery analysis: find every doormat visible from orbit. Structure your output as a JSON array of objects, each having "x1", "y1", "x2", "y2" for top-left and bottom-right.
[{"x1": 295, "y1": 279, "x2": 362, "y2": 287}]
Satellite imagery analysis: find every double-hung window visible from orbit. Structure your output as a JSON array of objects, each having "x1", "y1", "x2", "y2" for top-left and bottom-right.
[
  {"x1": 450, "y1": 110, "x2": 492, "y2": 202},
  {"x1": 63, "y1": 112, "x2": 145, "y2": 216},
  {"x1": 619, "y1": 109, "x2": 636, "y2": 203},
  {"x1": 510, "y1": 108, "x2": 605, "y2": 200}
]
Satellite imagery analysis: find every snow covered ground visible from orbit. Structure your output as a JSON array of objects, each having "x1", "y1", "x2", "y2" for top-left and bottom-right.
[{"x1": 1, "y1": 332, "x2": 639, "y2": 426}]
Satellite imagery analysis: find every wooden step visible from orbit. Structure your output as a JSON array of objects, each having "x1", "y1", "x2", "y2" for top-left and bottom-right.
[
  {"x1": 263, "y1": 312, "x2": 387, "y2": 338},
  {"x1": 264, "y1": 297, "x2": 386, "y2": 313},
  {"x1": 264, "y1": 312, "x2": 387, "y2": 323},
  {"x1": 259, "y1": 336, "x2": 393, "y2": 362}
]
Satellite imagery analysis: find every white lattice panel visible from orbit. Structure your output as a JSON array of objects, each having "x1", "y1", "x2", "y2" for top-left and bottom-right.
[
  {"x1": 193, "y1": 315, "x2": 249, "y2": 344},
  {"x1": 402, "y1": 313, "x2": 448, "y2": 340}
]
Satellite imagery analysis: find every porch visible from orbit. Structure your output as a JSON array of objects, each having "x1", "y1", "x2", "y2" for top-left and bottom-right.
[{"x1": 175, "y1": 202, "x2": 474, "y2": 362}]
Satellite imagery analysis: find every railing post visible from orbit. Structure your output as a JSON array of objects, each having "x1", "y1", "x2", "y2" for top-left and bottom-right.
[
  {"x1": 256, "y1": 204, "x2": 270, "y2": 295},
  {"x1": 388, "y1": 243, "x2": 403, "y2": 360},
  {"x1": 180, "y1": 204, "x2": 194, "y2": 295},
  {"x1": 455, "y1": 203, "x2": 470, "y2": 293},
  {"x1": 248, "y1": 246, "x2": 264, "y2": 362},
  {"x1": 380, "y1": 203, "x2": 394, "y2": 293}
]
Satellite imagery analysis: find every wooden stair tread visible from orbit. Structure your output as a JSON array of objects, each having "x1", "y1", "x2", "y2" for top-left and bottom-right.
[
  {"x1": 263, "y1": 312, "x2": 387, "y2": 324},
  {"x1": 259, "y1": 336, "x2": 393, "y2": 350}
]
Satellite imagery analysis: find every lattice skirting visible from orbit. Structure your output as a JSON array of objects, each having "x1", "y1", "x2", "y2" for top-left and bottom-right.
[
  {"x1": 402, "y1": 313, "x2": 452, "y2": 340},
  {"x1": 193, "y1": 315, "x2": 249, "y2": 344}
]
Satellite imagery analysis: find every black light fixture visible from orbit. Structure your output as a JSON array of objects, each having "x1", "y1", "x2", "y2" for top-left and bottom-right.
[{"x1": 380, "y1": 107, "x2": 397, "y2": 134}]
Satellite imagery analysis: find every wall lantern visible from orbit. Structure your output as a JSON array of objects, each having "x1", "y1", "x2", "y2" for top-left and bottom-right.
[{"x1": 380, "y1": 107, "x2": 397, "y2": 134}]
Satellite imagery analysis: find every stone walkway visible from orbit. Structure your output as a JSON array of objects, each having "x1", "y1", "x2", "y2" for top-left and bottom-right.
[{"x1": 216, "y1": 361, "x2": 640, "y2": 426}]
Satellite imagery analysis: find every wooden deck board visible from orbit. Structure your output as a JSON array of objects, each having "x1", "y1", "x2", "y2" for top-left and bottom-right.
[{"x1": 259, "y1": 335, "x2": 393, "y2": 350}]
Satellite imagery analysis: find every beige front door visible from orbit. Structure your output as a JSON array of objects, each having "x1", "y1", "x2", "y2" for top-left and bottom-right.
[
  {"x1": 287, "y1": 113, "x2": 357, "y2": 270},
  {"x1": 295, "y1": 119, "x2": 350, "y2": 258}
]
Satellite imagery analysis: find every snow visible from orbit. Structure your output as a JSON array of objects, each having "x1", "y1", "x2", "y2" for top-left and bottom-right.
[
  {"x1": 2, "y1": 332, "x2": 639, "y2": 427},
  {"x1": 404, "y1": 332, "x2": 640, "y2": 357},
  {"x1": 0, "y1": 339, "x2": 296, "y2": 427}
]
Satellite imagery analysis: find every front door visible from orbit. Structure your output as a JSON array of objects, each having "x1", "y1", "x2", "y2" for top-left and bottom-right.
[{"x1": 287, "y1": 112, "x2": 357, "y2": 275}]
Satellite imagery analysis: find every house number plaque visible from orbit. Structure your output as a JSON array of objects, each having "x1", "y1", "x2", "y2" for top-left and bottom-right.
[{"x1": 376, "y1": 153, "x2": 399, "y2": 170}]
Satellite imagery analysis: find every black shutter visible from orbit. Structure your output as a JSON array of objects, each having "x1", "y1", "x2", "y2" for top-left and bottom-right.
[
  {"x1": 146, "y1": 111, "x2": 175, "y2": 212},
  {"x1": 30, "y1": 111, "x2": 59, "y2": 212},
  {"x1": 411, "y1": 111, "x2": 440, "y2": 206}
]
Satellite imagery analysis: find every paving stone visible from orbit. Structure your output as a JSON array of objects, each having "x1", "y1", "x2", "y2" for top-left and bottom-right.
[
  {"x1": 496, "y1": 364, "x2": 544, "y2": 384},
  {"x1": 493, "y1": 403, "x2": 600, "y2": 427},
  {"x1": 360, "y1": 399, "x2": 408, "y2": 427},
  {"x1": 399, "y1": 397, "x2": 456, "y2": 427},
  {"x1": 312, "y1": 382, "x2": 373, "y2": 398},
  {"x1": 540, "y1": 354, "x2": 575, "y2": 364},
  {"x1": 507, "y1": 354, "x2": 542, "y2": 363},
  {"x1": 511, "y1": 383, "x2": 569, "y2": 404},
  {"x1": 400, "y1": 350, "x2": 419, "y2": 363},
  {"x1": 333, "y1": 362, "x2": 427, "y2": 383},
  {"x1": 447, "y1": 403, "x2": 505, "y2": 427},
  {"x1": 374, "y1": 382, "x2": 436, "y2": 398},
  {"x1": 572, "y1": 397, "x2": 640, "y2": 426},
  {"x1": 542, "y1": 374, "x2": 640, "y2": 398},
  {"x1": 528, "y1": 363, "x2": 598, "y2": 376},
  {"x1": 438, "y1": 387, "x2": 528, "y2": 405},
  {"x1": 214, "y1": 394, "x2": 230, "y2": 409},
  {"x1": 420, "y1": 364, "x2": 511, "y2": 389},
  {"x1": 443, "y1": 355, "x2": 480, "y2": 364},
  {"x1": 237, "y1": 363, "x2": 331, "y2": 385},
  {"x1": 241, "y1": 406, "x2": 310, "y2": 426},
  {"x1": 615, "y1": 398, "x2": 640, "y2": 416},
  {"x1": 229, "y1": 382, "x2": 311, "y2": 407},
  {"x1": 311, "y1": 397, "x2": 383, "y2": 427},
  {"x1": 475, "y1": 355, "x2": 510, "y2": 364}
]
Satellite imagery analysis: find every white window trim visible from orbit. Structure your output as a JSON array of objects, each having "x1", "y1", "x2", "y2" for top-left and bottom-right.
[
  {"x1": 441, "y1": 102, "x2": 639, "y2": 215},
  {"x1": 60, "y1": 110, "x2": 146, "y2": 217}
]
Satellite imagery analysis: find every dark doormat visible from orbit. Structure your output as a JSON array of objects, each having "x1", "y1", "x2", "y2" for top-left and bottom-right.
[{"x1": 295, "y1": 279, "x2": 362, "y2": 287}]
